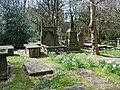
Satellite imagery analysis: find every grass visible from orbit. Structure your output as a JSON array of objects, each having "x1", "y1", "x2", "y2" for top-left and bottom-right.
[
  {"x1": 0, "y1": 49, "x2": 120, "y2": 90},
  {"x1": 101, "y1": 49, "x2": 120, "y2": 57},
  {"x1": 0, "y1": 56, "x2": 83, "y2": 90}
]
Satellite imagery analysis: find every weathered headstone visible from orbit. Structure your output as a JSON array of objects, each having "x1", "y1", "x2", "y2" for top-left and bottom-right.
[
  {"x1": 65, "y1": 29, "x2": 80, "y2": 51},
  {"x1": 23, "y1": 60, "x2": 53, "y2": 76},
  {"x1": 41, "y1": 27, "x2": 66, "y2": 53},
  {"x1": 77, "y1": 31, "x2": 84, "y2": 48},
  {"x1": 0, "y1": 48, "x2": 10, "y2": 80},
  {"x1": 41, "y1": 27, "x2": 59, "y2": 46},
  {"x1": 117, "y1": 38, "x2": 120, "y2": 49}
]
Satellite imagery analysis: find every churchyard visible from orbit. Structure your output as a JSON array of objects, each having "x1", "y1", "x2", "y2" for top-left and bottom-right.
[
  {"x1": 0, "y1": 23, "x2": 120, "y2": 90},
  {"x1": 0, "y1": 47, "x2": 120, "y2": 90},
  {"x1": 1, "y1": 0, "x2": 120, "y2": 90}
]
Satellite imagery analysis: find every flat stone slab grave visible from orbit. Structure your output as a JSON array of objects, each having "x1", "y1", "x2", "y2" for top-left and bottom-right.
[
  {"x1": 23, "y1": 60, "x2": 53, "y2": 76},
  {"x1": 66, "y1": 86, "x2": 88, "y2": 90}
]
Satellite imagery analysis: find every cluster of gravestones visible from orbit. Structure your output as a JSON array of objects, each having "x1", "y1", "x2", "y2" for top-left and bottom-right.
[
  {"x1": 41, "y1": 27, "x2": 82, "y2": 52},
  {"x1": 24, "y1": 27, "x2": 84, "y2": 58},
  {"x1": 1, "y1": 27, "x2": 120, "y2": 80},
  {"x1": 0, "y1": 27, "x2": 83, "y2": 80},
  {"x1": 0, "y1": 45, "x2": 53, "y2": 80}
]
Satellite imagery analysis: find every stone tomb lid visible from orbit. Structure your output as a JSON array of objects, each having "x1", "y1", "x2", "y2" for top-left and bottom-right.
[
  {"x1": 84, "y1": 43, "x2": 107, "y2": 47},
  {"x1": 24, "y1": 44, "x2": 41, "y2": 49},
  {"x1": 0, "y1": 45, "x2": 14, "y2": 49},
  {"x1": 23, "y1": 60, "x2": 53, "y2": 76},
  {"x1": 41, "y1": 44, "x2": 67, "y2": 48}
]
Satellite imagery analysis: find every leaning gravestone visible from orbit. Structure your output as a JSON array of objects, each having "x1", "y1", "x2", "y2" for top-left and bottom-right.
[
  {"x1": 41, "y1": 27, "x2": 59, "y2": 46},
  {"x1": 0, "y1": 48, "x2": 10, "y2": 80},
  {"x1": 23, "y1": 60, "x2": 53, "y2": 76}
]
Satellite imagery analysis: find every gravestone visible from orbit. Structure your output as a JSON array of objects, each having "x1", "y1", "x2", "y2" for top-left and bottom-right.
[
  {"x1": 66, "y1": 29, "x2": 80, "y2": 51},
  {"x1": 117, "y1": 38, "x2": 120, "y2": 49},
  {"x1": 23, "y1": 60, "x2": 53, "y2": 76},
  {"x1": 0, "y1": 48, "x2": 9, "y2": 80},
  {"x1": 77, "y1": 31, "x2": 84, "y2": 48},
  {"x1": 41, "y1": 27, "x2": 67, "y2": 54},
  {"x1": 41, "y1": 27, "x2": 59, "y2": 46}
]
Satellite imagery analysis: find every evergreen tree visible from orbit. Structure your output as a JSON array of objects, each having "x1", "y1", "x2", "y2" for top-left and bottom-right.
[{"x1": 1, "y1": 6, "x2": 30, "y2": 48}]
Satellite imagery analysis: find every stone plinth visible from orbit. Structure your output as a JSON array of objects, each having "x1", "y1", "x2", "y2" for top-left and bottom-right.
[
  {"x1": 66, "y1": 29, "x2": 80, "y2": 51},
  {"x1": 23, "y1": 60, "x2": 53, "y2": 76},
  {"x1": 0, "y1": 48, "x2": 10, "y2": 80},
  {"x1": 41, "y1": 44, "x2": 67, "y2": 54}
]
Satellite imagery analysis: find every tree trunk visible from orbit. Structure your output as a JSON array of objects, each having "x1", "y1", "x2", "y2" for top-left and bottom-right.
[{"x1": 89, "y1": 0, "x2": 100, "y2": 55}]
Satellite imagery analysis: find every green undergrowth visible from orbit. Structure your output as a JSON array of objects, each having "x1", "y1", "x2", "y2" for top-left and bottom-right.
[{"x1": 48, "y1": 52, "x2": 120, "y2": 88}]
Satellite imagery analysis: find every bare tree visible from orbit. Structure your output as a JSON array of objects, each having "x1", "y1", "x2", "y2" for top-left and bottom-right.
[{"x1": 89, "y1": 0, "x2": 100, "y2": 55}]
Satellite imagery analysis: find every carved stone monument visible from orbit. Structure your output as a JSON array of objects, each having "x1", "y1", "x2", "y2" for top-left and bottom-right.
[
  {"x1": 0, "y1": 48, "x2": 10, "y2": 80},
  {"x1": 66, "y1": 29, "x2": 80, "y2": 51},
  {"x1": 41, "y1": 27, "x2": 59, "y2": 46},
  {"x1": 65, "y1": 10, "x2": 80, "y2": 51},
  {"x1": 77, "y1": 31, "x2": 84, "y2": 48},
  {"x1": 41, "y1": 27, "x2": 66, "y2": 53}
]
